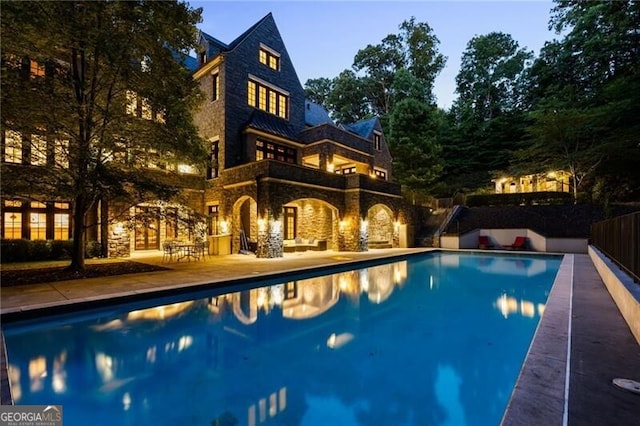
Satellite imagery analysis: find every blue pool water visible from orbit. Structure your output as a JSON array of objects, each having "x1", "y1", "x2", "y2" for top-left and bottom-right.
[{"x1": 3, "y1": 252, "x2": 561, "y2": 426}]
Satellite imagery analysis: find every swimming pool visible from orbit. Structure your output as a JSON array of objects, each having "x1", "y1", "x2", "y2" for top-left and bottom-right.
[{"x1": 3, "y1": 251, "x2": 562, "y2": 426}]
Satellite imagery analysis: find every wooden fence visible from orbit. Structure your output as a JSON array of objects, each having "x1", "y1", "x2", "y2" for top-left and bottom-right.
[{"x1": 591, "y1": 211, "x2": 639, "y2": 283}]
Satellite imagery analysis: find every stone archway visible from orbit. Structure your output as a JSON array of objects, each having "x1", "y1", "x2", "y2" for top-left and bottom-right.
[
  {"x1": 283, "y1": 198, "x2": 339, "y2": 251},
  {"x1": 366, "y1": 204, "x2": 394, "y2": 249},
  {"x1": 232, "y1": 196, "x2": 257, "y2": 254}
]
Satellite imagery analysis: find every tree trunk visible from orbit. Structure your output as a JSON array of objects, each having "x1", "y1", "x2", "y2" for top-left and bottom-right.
[{"x1": 67, "y1": 194, "x2": 86, "y2": 272}]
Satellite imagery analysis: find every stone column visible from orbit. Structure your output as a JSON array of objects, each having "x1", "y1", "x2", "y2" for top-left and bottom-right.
[
  {"x1": 358, "y1": 218, "x2": 369, "y2": 252},
  {"x1": 256, "y1": 215, "x2": 283, "y2": 258}
]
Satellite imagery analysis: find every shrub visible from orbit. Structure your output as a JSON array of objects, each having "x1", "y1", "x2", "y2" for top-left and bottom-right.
[
  {"x1": 0, "y1": 239, "x2": 30, "y2": 263},
  {"x1": 27, "y1": 240, "x2": 51, "y2": 261},
  {"x1": 466, "y1": 192, "x2": 573, "y2": 207},
  {"x1": 50, "y1": 240, "x2": 73, "y2": 260},
  {"x1": 86, "y1": 240, "x2": 103, "y2": 258}
]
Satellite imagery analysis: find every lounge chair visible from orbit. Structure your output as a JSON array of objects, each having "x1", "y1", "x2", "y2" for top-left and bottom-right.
[
  {"x1": 505, "y1": 236, "x2": 527, "y2": 250},
  {"x1": 478, "y1": 235, "x2": 494, "y2": 249}
]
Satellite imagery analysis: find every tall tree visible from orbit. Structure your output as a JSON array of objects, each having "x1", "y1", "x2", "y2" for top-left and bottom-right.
[
  {"x1": 446, "y1": 32, "x2": 532, "y2": 193},
  {"x1": 1, "y1": 1, "x2": 207, "y2": 271},
  {"x1": 455, "y1": 32, "x2": 532, "y2": 121},
  {"x1": 304, "y1": 77, "x2": 333, "y2": 106},
  {"x1": 517, "y1": 0, "x2": 640, "y2": 201},
  {"x1": 388, "y1": 98, "x2": 443, "y2": 202}
]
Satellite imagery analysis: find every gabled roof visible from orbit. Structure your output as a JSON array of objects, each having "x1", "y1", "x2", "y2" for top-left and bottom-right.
[
  {"x1": 198, "y1": 13, "x2": 273, "y2": 59},
  {"x1": 227, "y1": 13, "x2": 273, "y2": 51},
  {"x1": 304, "y1": 100, "x2": 334, "y2": 127},
  {"x1": 245, "y1": 109, "x2": 299, "y2": 140},
  {"x1": 343, "y1": 117, "x2": 377, "y2": 139}
]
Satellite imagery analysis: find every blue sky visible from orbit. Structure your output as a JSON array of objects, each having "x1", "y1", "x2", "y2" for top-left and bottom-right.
[{"x1": 189, "y1": 1, "x2": 558, "y2": 109}]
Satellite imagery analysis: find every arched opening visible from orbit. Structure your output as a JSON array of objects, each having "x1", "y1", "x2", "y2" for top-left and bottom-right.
[
  {"x1": 232, "y1": 196, "x2": 257, "y2": 254},
  {"x1": 366, "y1": 204, "x2": 394, "y2": 249},
  {"x1": 282, "y1": 198, "x2": 339, "y2": 252}
]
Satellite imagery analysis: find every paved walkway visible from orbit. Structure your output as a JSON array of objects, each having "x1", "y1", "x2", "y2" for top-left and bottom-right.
[{"x1": 1, "y1": 249, "x2": 639, "y2": 424}]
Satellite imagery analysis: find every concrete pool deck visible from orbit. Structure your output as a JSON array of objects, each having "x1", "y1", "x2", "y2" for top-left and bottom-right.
[{"x1": 1, "y1": 248, "x2": 639, "y2": 424}]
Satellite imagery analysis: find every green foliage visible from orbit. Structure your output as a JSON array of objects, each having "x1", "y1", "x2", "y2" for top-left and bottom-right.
[
  {"x1": 86, "y1": 240, "x2": 103, "y2": 258},
  {"x1": 1, "y1": 239, "x2": 74, "y2": 263},
  {"x1": 1, "y1": 1, "x2": 207, "y2": 270},
  {"x1": 466, "y1": 192, "x2": 573, "y2": 207},
  {"x1": 304, "y1": 77, "x2": 333, "y2": 106},
  {"x1": 389, "y1": 99, "x2": 443, "y2": 199}
]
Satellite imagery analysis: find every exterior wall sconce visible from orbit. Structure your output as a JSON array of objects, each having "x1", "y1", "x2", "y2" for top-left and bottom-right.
[{"x1": 113, "y1": 222, "x2": 125, "y2": 235}]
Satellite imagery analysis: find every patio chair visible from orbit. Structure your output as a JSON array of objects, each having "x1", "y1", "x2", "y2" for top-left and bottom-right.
[
  {"x1": 162, "y1": 242, "x2": 175, "y2": 262},
  {"x1": 478, "y1": 235, "x2": 494, "y2": 249},
  {"x1": 505, "y1": 236, "x2": 527, "y2": 250},
  {"x1": 195, "y1": 240, "x2": 208, "y2": 260}
]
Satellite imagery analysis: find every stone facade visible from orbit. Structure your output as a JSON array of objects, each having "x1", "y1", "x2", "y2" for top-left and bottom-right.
[{"x1": 190, "y1": 13, "x2": 413, "y2": 258}]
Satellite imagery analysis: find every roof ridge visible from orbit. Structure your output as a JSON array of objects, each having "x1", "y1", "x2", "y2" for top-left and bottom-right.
[{"x1": 228, "y1": 12, "x2": 273, "y2": 51}]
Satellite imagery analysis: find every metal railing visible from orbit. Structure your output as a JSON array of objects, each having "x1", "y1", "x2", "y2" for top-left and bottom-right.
[{"x1": 591, "y1": 211, "x2": 639, "y2": 283}]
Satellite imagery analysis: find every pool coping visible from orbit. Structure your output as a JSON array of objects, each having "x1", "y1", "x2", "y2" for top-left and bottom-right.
[{"x1": 501, "y1": 253, "x2": 573, "y2": 425}]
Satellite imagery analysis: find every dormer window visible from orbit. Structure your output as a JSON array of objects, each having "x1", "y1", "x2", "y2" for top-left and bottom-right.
[
  {"x1": 259, "y1": 44, "x2": 280, "y2": 71},
  {"x1": 373, "y1": 131, "x2": 382, "y2": 151}
]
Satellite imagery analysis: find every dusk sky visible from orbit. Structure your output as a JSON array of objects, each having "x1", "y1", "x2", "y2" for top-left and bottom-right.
[{"x1": 189, "y1": 1, "x2": 558, "y2": 109}]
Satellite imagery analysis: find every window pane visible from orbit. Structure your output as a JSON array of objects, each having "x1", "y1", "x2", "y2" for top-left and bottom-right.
[
  {"x1": 258, "y1": 86, "x2": 267, "y2": 110},
  {"x1": 54, "y1": 213, "x2": 69, "y2": 240},
  {"x1": 31, "y1": 134, "x2": 47, "y2": 165},
  {"x1": 54, "y1": 139, "x2": 69, "y2": 168},
  {"x1": 141, "y1": 98, "x2": 152, "y2": 120},
  {"x1": 126, "y1": 90, "x2": 137, "y2": 115},
  {"x1": 4, "y1": 130, "x2": 22, "y2": 163},
  {"x1": 259, "y1": 50, "x2": 267, "y2": 65},
  {"x1": 247, "y1": 81, "x2": 256, "y2": 107},
  {"x1": 268, "y1": 91, "x2": 277, "y2": 114},
  {"x1": 278, "y1": 94, "x2": 287, "y2": 118},
  {"x1": 269, "y1": 55, "x2": 278, "y2": 70},
  {"x1": 30, "y1": 212, "x2": 46, "y2": 240},
  {"x1": 3, "y1": 212, "x2": 22, "y2": 239}
]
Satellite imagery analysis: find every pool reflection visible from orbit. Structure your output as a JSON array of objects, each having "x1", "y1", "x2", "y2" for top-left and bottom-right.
[{"x1": 5, "y1": 254, "x2": 560, "y2": 426}]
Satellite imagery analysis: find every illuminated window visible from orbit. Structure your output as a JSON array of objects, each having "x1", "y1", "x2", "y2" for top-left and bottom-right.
[
  {"x1": 269, "y1": 91, "x2": 277, "y2": 115},
  {"x1": 3, "y1": 212, "x2": 22, "y2": 239},
  {"x1": 30, "y1": 212, "x2": 46, "y2": 240},
  {"x1": 259, "y1": 47, "x2": 280, "y2": 71},
  {"x1": 256, "y1": 140, "x2": 264, "y2": 161},
  {"x1": 5, "y1": 200, "x2": 22, "y2": 208},
  {"x1": 126, "y1": 90, "x2": 137, "y2": 115},
  {"x1": 374, "y1": 169, "x2": 387, "y2": 180},
  {"x1": 4, "y1": 130, "x2": 22, "y2": 163},
  {"x1": 141, "y1": 98, "x2": 152, "y2": 120},
  {"x1": 258, "y1": 86, "x2": 267, "y2": 110},
  {"x1": 373, "y1": 132, "x2": 381, "y2": 150},
  {"x1": 339, "y1": 166, "x2": 356, "y2": 175},
  {"x1": 30, "y1": 201, "x2": 46, "y2": 208},
  {"x1": 278, "y1": 94, "x2": 287, "y2": 119},
  {"x1": 54, "y1": 138, "x2": 69, "y2": 168},
  {"x1": 283, "y1": 207, "x2": 296, "y2": 240},
  {"x1": 248, "y1": 81, "x2": 257, "y2": 107},
  {"x1": 247, "y1": 79, "x2": 289, "y2": 119},
  {"x1": 30, "y1": 60, "x2": 45, "y2": 78},
  {"x1": 54, "y1": 202, "x2": 69, "y2": 209},
  {"x1": 208, "y1": 205, "x2": 219, "y2": 236},
  {"x1": 256, "y1": 140, "x2": 295, "y2": 164},
  {"x1": 54, "y1": 213, "x2": 69, "y2": 240},
  {"x1": 31, "y1": 134, "x2": 47, "y2": 165}
]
